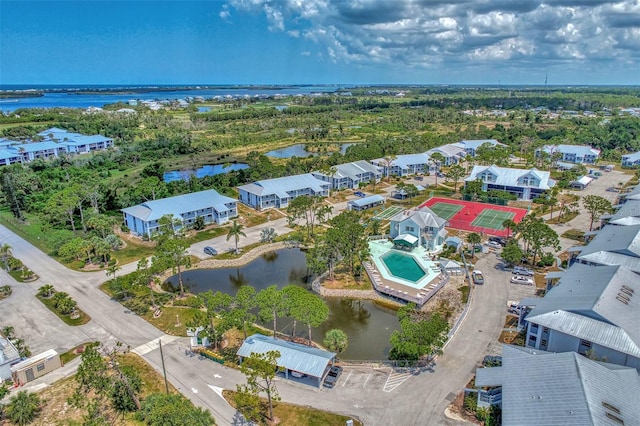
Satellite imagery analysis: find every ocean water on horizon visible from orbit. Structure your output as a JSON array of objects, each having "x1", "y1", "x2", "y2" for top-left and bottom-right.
[{"x1": 0, "y1": 85, "x2": 341, "y2": 112}]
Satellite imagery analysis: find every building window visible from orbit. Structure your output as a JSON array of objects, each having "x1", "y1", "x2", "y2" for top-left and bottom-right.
[
  {"x1": 541, "y1": 339, "x2": 548, "y2": 347},
  {"x1": 580, "y1": 339, "x2": 592, "y2": 348},
  {"x1": 530, "y1": 323, "x2": 539, "y2": 333},
  {"x1": 37, "y1": 363, "x2": 45, "y2": 372},
  {"x1": 543, "y1": 327, "x2": 549, "y2": 333}
]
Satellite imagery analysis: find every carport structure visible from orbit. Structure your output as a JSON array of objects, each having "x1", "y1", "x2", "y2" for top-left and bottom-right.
[{"x1": 237, "y1": 334, "x2": 336, "y2": 387}]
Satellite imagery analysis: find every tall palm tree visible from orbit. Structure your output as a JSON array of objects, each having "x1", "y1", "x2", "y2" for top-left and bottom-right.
[
  {"x1": 502, "y1": 219, "x2": 517, "y2": 238},
  {"x1": 226, "y1": 220, "x2": 246, "y2": 255},
  {"x1": 0, "y1": 243, "x2": 12, "y2": 271}
]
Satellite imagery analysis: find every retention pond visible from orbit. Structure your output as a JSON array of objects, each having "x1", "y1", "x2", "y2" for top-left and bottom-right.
[{"x1": 165, "y1": 248, "x2": 399, "y2": 360}]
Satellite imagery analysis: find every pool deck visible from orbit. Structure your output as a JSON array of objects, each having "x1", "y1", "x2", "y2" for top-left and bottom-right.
[{"x1": 366, "y1": 240, "x2": 449, "y2": 306}]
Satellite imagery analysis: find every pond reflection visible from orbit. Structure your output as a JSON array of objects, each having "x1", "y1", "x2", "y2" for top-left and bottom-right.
[{"x1": 165, "y1": 248, "x2": 399, "y2": 359}]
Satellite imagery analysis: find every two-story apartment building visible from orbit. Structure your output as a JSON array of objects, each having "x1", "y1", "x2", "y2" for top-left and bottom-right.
[
  {"x1": 370, "y1": 153, "x2": 431, "y2": 177},
  {"x1": 538, "y1": 144, "x2": 601, "y2": 164},
  {"x1": 518, "y1": 263, "x2": 640, "y2": 371},
  {"x1": 389, "y1": 206, "x2": 447, "y2": 251},
  {"x1": 622, "y1": 151, "x2": 640, "y2": 167},
  {"x1": 38, "y1": 127, "x2": 114, "y2": 153},
  {"x1": 569, "y1": 223, "x2": 640, "y2": 273},
  {"x1": 453, "y1": 139, "x2": 506, "y2": 157},
  {"x1": 475, "y1": 344, "x2": 640, "y2": 424},
  {"x1": 238, "y1": 173, "x2": 330, "y2": 210},
  {"x1": 425, "y1": 144, "x2": 467, "y2": 166},
  {"x1": 121, "y1": 189, "x2": 237, "y2": 238},
  {"x1": 464, "y1": 165, "x2": 555, "y2": 200},
  {"x1": 311, "y1": 160, "x2": 382, "y2": 190},
  {"x1": 9, "y1": 141, "x2": 67, "y2": 162}
]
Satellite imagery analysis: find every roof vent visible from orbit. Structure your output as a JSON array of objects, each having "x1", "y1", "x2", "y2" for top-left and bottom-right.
[{"x1": 247, "y1": 338, "x2": 254, "y2": 344}]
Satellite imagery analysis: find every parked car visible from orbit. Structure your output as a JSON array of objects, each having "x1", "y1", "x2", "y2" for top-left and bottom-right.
[
  {"x1": 512, "y1": 266, "x2": 534, "y2": 276},
  {"x1": 507, "y1": 301, "x2": 522, "y2": 315},
  {"x1": 488, "y1": 236, "x2": 508, "y2": 247},
  {"x1": 482, "y1": 355, "x2": 503, "y2": 367},
  {"x1": 472, "y1": 270, "x2": 484, "y2": 285},
  {"x1": 510, "y1": 275, "x2": 534, "y2": 285},
  {"x1": 354, "y1": 191, "x2": 366, "y2": 197},
  {"x1": 415, "y1": 176, "x2": 424, "y2": 181},
  {"x1": 606, "y1": 187, "x2": 620, "y2": 192},
  {"x1": 436, "y1": 171, "x2": 445, "y2": 178},
  {"x1": 290, "y1": 370, "x2": 306, "y2": 378},
  {"x1": 323, "y1": 366, "x2": 343, "y2": 388},
  {"x1": 203, "y1": 246, "x2": 218, "y2": 256},
  {"x1": 485, "y1": 241, "x2": 502, "y2": 249}
]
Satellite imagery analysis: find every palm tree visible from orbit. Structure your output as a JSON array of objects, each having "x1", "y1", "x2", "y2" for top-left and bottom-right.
[
  {"x1": 429, "y1": 152, "x2": 445, "y2": 186},
  {"x1": 37, "y1": 284, "x2": 55, "y2": 298},
  {"x1": 0, "y1": 243, "x2": 12, "y2": 271},
  {"x1": 105, "y1": 263, "x2": 121, "y2": 280},
  {"x1": 466, "y1": 232, "x2": 482, "y2": 260},
  {"x1": 502, "y1": 219, "x2": 517, "y2": 238},
  {"x1": 226, "y1": 220, "x2": 246, "y2": 255},
  {"x1": 5, "y1": 391, "x2": 41, "y2": 425}
]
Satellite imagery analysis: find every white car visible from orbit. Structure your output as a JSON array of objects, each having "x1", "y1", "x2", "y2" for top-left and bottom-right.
[
  {"x1": 507, "y1": 300, "x2": 522, "y2": 314},
  {"x1": 510, "y1": 275, "x2": 534, "y2": 285},
  {"x1": 485, "y1": 241, "x2": 502, "y2": 249},
  {"x1": 472, "y1": 270, "x2": 484, "y2": 285}
]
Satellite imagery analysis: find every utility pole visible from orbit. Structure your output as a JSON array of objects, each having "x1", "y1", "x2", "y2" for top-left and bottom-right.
[{"x1": 159, "y1": 339, "x2": 169, "y2": 393}]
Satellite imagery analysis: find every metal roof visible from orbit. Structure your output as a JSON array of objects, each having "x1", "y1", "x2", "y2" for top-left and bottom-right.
[
  {"x1": 10, "y1": 141, "x2": 62, "y2": 153},
  {"x1": 348, "y1": 194, "x2": 385, "y2": 207},
  {"x1": 527, "y1": 310, "x2": 640, "y2": 358},
  {"x1": 236, "y1": 334, "x2": 335, "y2": 378},
  {"x1": 390, "y1": 206, "x2": 446, "y2": 229},
  {"x1": 609, "y1": 199, "x2": 640, "y2": 224},
  {"x1": 1, "y1": 337, "x2": 20, "y2": 365},
  {"x1": 525, "y1": 263, "x2": 640, "y2": 356},
  {"x1": 541, "y1": 144, "x2": 601, "y2": 157},
  {"x1": 475, "y1": 345, "x2": 640, "y2": 426},
  {"x1": 465, "y1": 165, "x2": 554, "y2": 190},
  {"x1": 371, "y1": 153, "x2": 430, "y2": 169},
  {"x1": 426, "y1": 144, "x2": 466, "y2": 158},
  {"x1": 238, "y1": 173, "x2": 329, "y2": 198},
  {"x1": 121, "y1": 189, "x2": 236, "y2": 222},
  {"x1": 622, "y1": 151, "x2": 640, "y2": 162},
  {"x1": 0, "y1": 149, "x2": 21, "y2": 160},
  {"x1": 454, "y1": 139, "x2": 505, "y2": 150},
  {"x1": 10, "y1": 349, "x2": 58, "y2": 371},
  {"x1": 573, "y1": 175, "x2": 593, "y2": 186},
  {"x1": 319, "y1": 160, "x2": 381, "y2": 180},
  {"x1": 578, "y1": 224, "x2": 640, "y2": 259}
]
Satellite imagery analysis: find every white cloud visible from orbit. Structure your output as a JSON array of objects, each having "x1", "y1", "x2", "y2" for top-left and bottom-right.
[{"x1": 225, "y1": 0, "x2": 639, "y2": 78}]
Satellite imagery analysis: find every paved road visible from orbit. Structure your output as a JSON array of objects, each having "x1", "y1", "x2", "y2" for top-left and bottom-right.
[{"x1": 3, "y1": 169, "x2": 621, "y2": 424}]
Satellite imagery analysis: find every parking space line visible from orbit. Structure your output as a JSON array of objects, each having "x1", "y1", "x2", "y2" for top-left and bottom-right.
[
  {"x1": 383, "y1": 370, "x2": 413, "y2": 392},
  {"x1": 362, "y1": 372, "x2": 372, "y2": 388},
  {"x1": 342, "y1": 371, "x2": 352, "y2": 387}
]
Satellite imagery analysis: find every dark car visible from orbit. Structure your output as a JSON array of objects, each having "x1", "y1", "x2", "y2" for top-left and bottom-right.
[
  {"x1": 489, "y1": 236, "x2": 507, "y2": 247},
  {"x1": 415, "y1": 176, "x2": 424, "y2": 181},
  {"x1": 203, "y1": 246, "x2": 218, "y2": 256},
  {"x1": 354, "y1": 191, "x2": 366, "y2": 197},
  {"x1": 323, "y1": 366, "x2": 343, "y2": 388},
  {"x1": 482, "y1": 355, "x2": 503, "y2": 367}
]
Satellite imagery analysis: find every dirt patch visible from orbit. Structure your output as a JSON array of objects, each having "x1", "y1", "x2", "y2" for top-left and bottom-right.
[
  {"x1": 422, "y1": 276, "x2": 466, "y2": 325},
  {"x1": 115, "y1": 226, "x2": 156, "y2": 248},
  {"x1": 446, "y1": 391, "x2": 483, "y2": 425}
]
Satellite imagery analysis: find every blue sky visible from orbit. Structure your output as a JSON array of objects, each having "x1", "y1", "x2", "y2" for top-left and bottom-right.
[{"x1": 1, "y1": 0, "x2": 639, "y2": 85}]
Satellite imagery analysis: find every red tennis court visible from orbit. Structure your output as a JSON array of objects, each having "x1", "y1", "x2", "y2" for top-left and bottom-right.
[{"x1": 421, "y1": 197, "x2": 528, "y2": 237}]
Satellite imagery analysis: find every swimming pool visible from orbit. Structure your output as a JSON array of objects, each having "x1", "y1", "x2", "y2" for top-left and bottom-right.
[{"x1": 381, "y1": 251, "x2": 426, "y2": 283}]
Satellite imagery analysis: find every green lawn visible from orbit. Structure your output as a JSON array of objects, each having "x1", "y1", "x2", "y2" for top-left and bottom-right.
[{"x1": 36, "y1": 295, "x2": 92, "y2": 326}]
